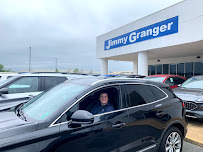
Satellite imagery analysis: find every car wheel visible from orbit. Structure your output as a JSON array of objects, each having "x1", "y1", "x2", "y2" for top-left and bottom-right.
[{"x1": 159, "y1": 127, "x2": 183, "y2": 152}]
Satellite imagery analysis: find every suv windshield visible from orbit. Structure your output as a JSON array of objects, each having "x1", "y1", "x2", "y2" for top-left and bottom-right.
[
  {"x1": 181, "y1": 76, "x2": 203, "y2": 89},
  {"x1": 22, "y1": 82, "x2": 88, "y2": 121},
  {"x1": 144, "y1": 76, "x2": 166, "y2": 82}
]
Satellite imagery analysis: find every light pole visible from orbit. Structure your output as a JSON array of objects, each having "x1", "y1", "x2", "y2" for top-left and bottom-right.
[
  {"x1": 29, "y1": 47, "x2": 31, "y2": 72},
  {"x1": 54, "y1": 58, "x2": 58, "y2": 72}
]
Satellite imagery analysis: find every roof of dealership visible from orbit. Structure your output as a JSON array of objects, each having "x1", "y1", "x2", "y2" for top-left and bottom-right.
[{"x1": 96, "y1": 0, "x2": 203, "y2": 75}]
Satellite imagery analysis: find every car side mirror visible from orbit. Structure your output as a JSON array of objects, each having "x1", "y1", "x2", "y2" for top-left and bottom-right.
[
  {"x1": 0, "y1": 88, "x2": 8, "y2": 96},
  {"x1": 70, "y1": 110, "x2": 94, "y2": 125},
  {"x1": 178, "y1": 84, "x2": 181, "y2": 87}
]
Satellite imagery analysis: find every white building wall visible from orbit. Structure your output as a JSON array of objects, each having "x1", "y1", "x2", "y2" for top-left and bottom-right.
[
  {"x1": 96, "y1": 0, "x2": 203, "y2": 59},
  {"x1": 138, "y1": 52, "x2": 148, "y2": 75}
]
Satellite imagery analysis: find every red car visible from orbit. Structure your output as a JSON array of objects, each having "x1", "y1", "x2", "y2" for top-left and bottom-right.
[{"x1": 144, "y1": 74, "x2": 187, "y2": 89}]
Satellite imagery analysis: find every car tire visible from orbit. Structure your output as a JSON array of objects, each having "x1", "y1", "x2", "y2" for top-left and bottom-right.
[{"x1": 159, "y1": 126, "x2": 183, "y2": 152}]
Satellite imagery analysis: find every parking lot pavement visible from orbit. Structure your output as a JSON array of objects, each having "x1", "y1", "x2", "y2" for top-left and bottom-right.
[
  {"x1": 184, "y1": 118, "x2": 203, "y2": 147},
  {"x1": 183, "y1": 141, "x2": 203, "y2": 152}
]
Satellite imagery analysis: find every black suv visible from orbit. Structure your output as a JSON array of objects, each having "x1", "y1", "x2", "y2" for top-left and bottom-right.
[
  {"x1": 0, "y1": 73, "x2": 89, "y2": 110},
  {"x1": 0, "y1": 78, "x2": 187, "y2": 152}
]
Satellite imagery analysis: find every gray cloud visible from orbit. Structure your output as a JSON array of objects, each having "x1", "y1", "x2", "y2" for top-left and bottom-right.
[{"x1": 0, "y1": 0, "x2": 183, "y2": 72}]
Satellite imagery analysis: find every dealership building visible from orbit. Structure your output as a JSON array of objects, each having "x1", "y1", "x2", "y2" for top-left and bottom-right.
[{"x1": 96, "y1": 0, "x2": 203, "y2": 78}]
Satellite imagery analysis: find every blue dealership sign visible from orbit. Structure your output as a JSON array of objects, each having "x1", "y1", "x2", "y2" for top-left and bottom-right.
[{"x1": 104, "y1": 16, "x2": 178, "y2": 50}]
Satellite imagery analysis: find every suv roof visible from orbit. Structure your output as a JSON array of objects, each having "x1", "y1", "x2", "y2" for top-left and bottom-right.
[
  {"x1": 0, "y1": 73, "x2": 93, "y2": 87},
  {"x1": 14, "y1": 72, "x2": 91, "y2": 79},
  {"x1": 0, "y1": 73, "x2": 18, "y2": 82},
  {"x1": 67, "y1": 77, "x2": 169, "y2": 88}
]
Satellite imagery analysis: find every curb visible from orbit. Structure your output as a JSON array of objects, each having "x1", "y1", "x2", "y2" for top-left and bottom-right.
[{"x1": 184, "y1": 138, "x2": 203, "y2": 147}]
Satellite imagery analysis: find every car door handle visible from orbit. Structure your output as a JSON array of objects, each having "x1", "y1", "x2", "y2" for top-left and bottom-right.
[
  {"x1": 112, "y1": 122, "x2": 126, "y2": 128},
  {"x1": 156, "y1": 111, "x2": 165, "y2": 117}
]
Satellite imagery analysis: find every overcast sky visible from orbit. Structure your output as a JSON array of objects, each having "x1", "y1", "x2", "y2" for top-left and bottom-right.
[{"x1": 0, "y1": 0, "x2": 183, "y2": 73}]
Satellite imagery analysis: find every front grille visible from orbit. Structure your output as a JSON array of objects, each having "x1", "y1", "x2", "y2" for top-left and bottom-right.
[{"x1": 184, "y1": 101, "x2": 197, "y2": 111}]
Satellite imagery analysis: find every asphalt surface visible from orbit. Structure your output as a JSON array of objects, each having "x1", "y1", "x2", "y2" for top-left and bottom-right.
[
  {"x1": 185, "y1": 118, "x2": 203, "y2": 147},
  {"x1": 183, "y1": 141, "x2": 203, "y2": 152}
]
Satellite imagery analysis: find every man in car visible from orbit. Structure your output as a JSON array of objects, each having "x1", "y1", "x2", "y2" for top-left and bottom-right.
[{"x1": 90, "y1": 93, "x2": 114, "y2": 115}]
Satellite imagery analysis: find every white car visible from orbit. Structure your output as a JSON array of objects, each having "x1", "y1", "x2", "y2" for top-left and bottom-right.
[
  {"x1": 0, "y1": 72, "x2": 93, "y2": 110},
  {"x1": 0, "y1": 73, "x2": 18, "y2": 82}
]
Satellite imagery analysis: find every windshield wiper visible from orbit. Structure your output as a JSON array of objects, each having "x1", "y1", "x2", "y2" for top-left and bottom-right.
[{"x1": 16, "y1": 104, "x2": 27, "y2": 121}]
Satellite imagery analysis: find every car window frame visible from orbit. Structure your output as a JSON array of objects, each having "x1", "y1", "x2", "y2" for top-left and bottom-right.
[
  {"x1": 164, "y1": 77, "x2": 175, "y2": 86},
  {"x1": 49, "y1": 83, "x2": 168, "y2": 127},
  {"x1": 124, "y1": 84, "x2": 156, "y2": 106},
  {"x1": 0, "y1": 76, "x2": 20, "y2": 88},
  {"x1": 148, "y1": 85, "x2": 168, "y2": 101},
  {"x1": 41, "y1": 76, "x2": 68, "y2": 91},
  {"x1": 173, "y1": 77, "x2": 185, "y2": 85},
  {"x1": 124, "y1": 83, "x2": 168, "y2": 110},
  {"x1": 4, "y1": 76, "x2": 42, "y2": 94},
  {"x1": 51, "y1": 84, "x2": 123, "y2": 126}
]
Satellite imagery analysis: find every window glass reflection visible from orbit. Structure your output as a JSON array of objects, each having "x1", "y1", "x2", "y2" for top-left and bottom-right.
[
  {"x1": 194, "y1": 62, "x2": 203, "y2": 75},
  {"x1": 156, "y1": 65, "x2": 162, "y2": 74},
  {"x1": 170, "y1": 64, "x2": 176, "y2": 75},
  {"x1": 163, "y1": 64, "x2": 169, "y2": 74},
  {"x1": 148, "y1": 65, "x2": 151, "y2": 75},
  {"x1": 151, "y1": 65, "x2": 155, "y2": 75},
  {"x1": 177, "y1": 63, "x2": 184, "y2": 76},
  {"x1": 185, "y1": 62, "x2": 193, "y2": 79}
]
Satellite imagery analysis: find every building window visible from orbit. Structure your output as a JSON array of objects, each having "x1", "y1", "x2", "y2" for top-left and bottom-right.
[
  {"x1": 149, "y1": 61, "x2": 201, "y2": 78},
  {"x1": 170, "y1": 64, "x2": 176, "y2": 75},
  {"x1": 156, "y1": 65, "x2": 162, "y2": 74},
  {"x1": 177, "y1": 63, "x2": 184, "y2": 76},
  {"x1": 148, "y1": 65, "x2": 151, "y2": 75},
  {"x1": 163, "y1": 64, "x2": 169, "y2": 74},
  {"x1": 185, "y1": 62, "x2": 193, "y2": 79},
  {"x1": 151, "y1": 65, "x2": 156, "y2": 75},
  {"x1": 194, "y1": 62, "x2": 203, "y2": 75}
]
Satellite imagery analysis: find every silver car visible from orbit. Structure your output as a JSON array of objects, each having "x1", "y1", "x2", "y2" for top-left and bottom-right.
[{"x1": 0, "y1": 72, "x2": 91, "y2": 110}]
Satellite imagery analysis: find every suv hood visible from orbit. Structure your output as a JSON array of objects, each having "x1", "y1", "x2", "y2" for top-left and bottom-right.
[
  {"x1": 0, "y1": 111, "x2": 38, "y2": 139},
  {"x1": 0, "y1": 99, "x2": 28, "y2": 111},
  {"x1": 173, "y1": 87, "x2": 203, "y2": 102}
]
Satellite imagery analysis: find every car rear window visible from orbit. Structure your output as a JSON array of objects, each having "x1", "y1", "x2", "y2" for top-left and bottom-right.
[
  {"x1": 6, "y1": 76, "x2": 13, "y2": 79},
  {"x1": 173, "y1": 77, "x2": 185, "y2": 85},
  {"x1": 44, "y1": 77, "x2": 67, "y2": 90},
  {"x1": 125, "y1": 84, "x2": 156, "y2": 106},
  {"x1": 148, "y1": 85, "x2": 166, "y2": 100}
]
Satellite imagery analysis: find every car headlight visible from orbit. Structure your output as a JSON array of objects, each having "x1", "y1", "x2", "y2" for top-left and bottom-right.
[{"x1": 196, "y1": 98, "x2": 203, "y2": 103}]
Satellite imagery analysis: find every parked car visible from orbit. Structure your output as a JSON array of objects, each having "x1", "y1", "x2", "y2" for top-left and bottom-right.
[
  {"x1": 144, "y1": 74, "x2": 186, "y2": 89},
  {"x1": 0, "y1": 72, "x2": 91, "y2": 110},
  {"x1": 0, "y1": 73, "x2": 18, "y2": 82},
  {"x1": 98, "y1": 74, "x2": 117, "y2": 78},
  {"x1": 115, "y1": 74, "x2": 146, "y2": 78},
  {"x1": 90, "y1": 74, "x2": 101, "y2": 77},
  {"x1": 174, "y1": 75, "x2": 203, "y2": 119},
  {"x1": 127, "y1": 74, "x2": 146, "y2": 78},
  {"x1": 0, "y1": 78, "x2": 187, "y2": 152}
]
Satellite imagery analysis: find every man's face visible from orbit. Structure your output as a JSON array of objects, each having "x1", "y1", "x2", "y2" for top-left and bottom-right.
[{"x1": 99, "y1": 93, "x2": 108, "y2": 105}]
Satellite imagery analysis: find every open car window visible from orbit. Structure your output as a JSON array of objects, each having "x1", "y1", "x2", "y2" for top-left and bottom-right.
[{"x1": 58, "y1": 85, "x2": 120, "y2": 124}]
